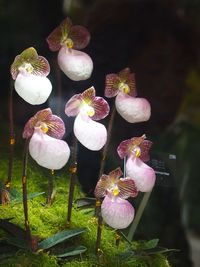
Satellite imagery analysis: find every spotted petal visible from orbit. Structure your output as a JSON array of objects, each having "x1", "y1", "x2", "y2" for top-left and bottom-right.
[
  {"x1": 74, "y1": 113, "x2": 107, "y2": 151},
  {"x1": 118, "y1": 68, "x2": 137, "y2": 97},
  {"x1": 23, "y1": 108, "x2": 65, "y2": 139},
  {"x1": 69, "y1": 25, "x2": 90, "y2": 50},
  {"x1": 101, "y1": 195, "x2": 135, "y2": 229},
  {"x1": 104, "y1": 73, "x2": 120, "y2": 98},
  {"x1": 118, "y1": 178, "x2": 138, "y2": 199},
  {"x1": 94, "y1": 174, "x2": 110, "y2": 198},
  {"x1": 29, "y1": 128, "x2": 70, "y2": 170},
  {"x1": 117, "y1": 139, "x2": 133, "y2": 159},
  {"x1": 11, "y1": 47, "x2": 50, "y2": 80},
  {"x1": 126, "y1": 155, "x2": 156, "y2": 192},
  {"x1": 65, "y1": 94, "x2": 82, "y2": 117},
  {"x1": 46, "y1": 18, "x2": 73, "y2": 51},
  {"x1": 140, "y1": 140, "x2": 153, "y2": 162},
  {"x1": 108, "y1": 167, "x2": 123, "y2": 180}
]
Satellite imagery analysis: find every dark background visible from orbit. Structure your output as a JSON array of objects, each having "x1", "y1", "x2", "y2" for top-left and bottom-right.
[{"x1": 1, "y1": 0, "x2": 200, "y2": 266}]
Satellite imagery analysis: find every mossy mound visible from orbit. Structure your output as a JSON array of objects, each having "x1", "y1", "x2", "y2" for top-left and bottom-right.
[{"x1": 0, "y1": 143, "x2": 172, "y2": 266}]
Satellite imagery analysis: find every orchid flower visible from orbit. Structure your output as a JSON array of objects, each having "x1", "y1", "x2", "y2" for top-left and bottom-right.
[
  {"x1": 105, "y1": 68, "x2": 151, "y2": 123},
  {"x1": 65, "y1": 86, "x2": 110, "y2": 151},
  {"x1": 23, "y1": 108, "x2": 70, "y2": 170},
  {"x1": 117, "y1": 134, "x2": 156, "y2": 192},
  {"x1": 95, "y1": 167, "x2": 138, "y2": 229},
  {"x1": 47, "y1": 17, "x2": 93, "y2": 81},
  {"x1": 10, "y1": 47, "x2": 52, "y2": 105}
]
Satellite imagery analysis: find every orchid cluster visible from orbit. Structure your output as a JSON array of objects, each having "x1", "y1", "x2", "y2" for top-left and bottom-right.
[{"x1": 5, "y1": 17, "x2": 156, "y2": 254}]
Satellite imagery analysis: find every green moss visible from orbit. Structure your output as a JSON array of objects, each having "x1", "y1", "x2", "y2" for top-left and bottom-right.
[{"x1": 0, "y1": 150, "x2": 172, "y2": 266}]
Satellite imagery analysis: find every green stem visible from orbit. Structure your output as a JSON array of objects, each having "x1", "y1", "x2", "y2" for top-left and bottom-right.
[
  {"x1": 95, "y1": 214, "x2": 103, "y2": 256},
  {"x1": 67, "y1": 136, "x2": 78, "y2": 225},
  {"x1": 127, "y1": 191, "x2": 152, "y2": 242},
  {"x1": 22, "y1": 139, "x2": 33, "y2": 250}
]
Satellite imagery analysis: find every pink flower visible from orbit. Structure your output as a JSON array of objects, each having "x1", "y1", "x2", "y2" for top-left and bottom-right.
[
  {"x1": 117, "y1": 135, "x2": 156, "y2": 192},
  {"x1": 95, "y1": 168, "x2": 138, "y2": 229},
  {"x1": 47, "y1": 17, "x2": 93, "y2": 81},
  {"x1": 11, "y1": 47, "x2": 52, "y2": 105},
  {"x1": 65, "y1": 87, "x2": 110, "y2": 151},
  {"x1": 105, "y1": 68, "x2": 151, "y2": 123},
  {"x1": 23, "y1": 108, "x2": 70, "y2": 170}
]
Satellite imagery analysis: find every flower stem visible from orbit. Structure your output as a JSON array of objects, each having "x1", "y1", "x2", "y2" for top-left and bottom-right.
[
  {"x1": 127, "y1": 191, "x2": 152, "y2": 241},
  {"x1": 2, "y1": 81, "x2": 15, "y2": 204},
  {"x1": 67, "y1": 136, "x2": 78, "y2": 225},
  {"x1": 95, "y1": 104, "x2": 116, "y2": 257},
  {"x1": 22, "y1": 139, "x2": 33, "y2": 250},
  {"x1": 46, "y1": 170, "x2": 56, "y2": 205}
]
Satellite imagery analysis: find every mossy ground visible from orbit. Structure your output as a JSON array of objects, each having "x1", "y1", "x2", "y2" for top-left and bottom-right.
[{"x1": 0, "y1": 130, "x2": 172, "y2": 267}]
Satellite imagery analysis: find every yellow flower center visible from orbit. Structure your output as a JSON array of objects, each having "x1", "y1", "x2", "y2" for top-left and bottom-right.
[
  {"x1": 82, "y1": 101, "x2": 95, "y2": 117},
  {"x1": 19, "y1": 63, "x2": 34, "y2": 74},
  {"x1": 40, "y1": 122, "x2": 48, "y2": 134},
  {"x1": 65, "y1": 38, "x2": 74, "y2": 49},
  {"x1": 119, "y1": 82, "x2": 130, "y2": 94},
  {"x1": 113, "y1": 187, "x2": 120, "y2": 196},
  {"x1": 133, "y1": 146, "x2": 141, "y2": 157}
]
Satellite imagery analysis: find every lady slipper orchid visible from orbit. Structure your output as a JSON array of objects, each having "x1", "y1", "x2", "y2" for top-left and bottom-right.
[
  {"x1": 117, "y1": 135, "x2": 156, "y2": 192},
  {"x1": 65, "y1": 86, "x2": 110, "y2": 151},
  {"x1": 47, "y1": 17, "x2": 93, "y2": 81},
  {"x1": 11, "y1": 47, "x2": 52, "y2": 105},
  {"x1": 95, "y1": 167, "x2": 138, "y2": 229},
  {"x1": 105, "y1": 68, "x2": 151, "y2": 123},
  {"x1": 23, "y1": 108, "x2": 70, "y2": 170}
]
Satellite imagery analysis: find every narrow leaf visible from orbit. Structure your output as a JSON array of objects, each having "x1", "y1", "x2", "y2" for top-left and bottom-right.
[
  {"x1": 53, "y1": 245, "x2": 87, "y2": 258},
  {"x1": 0, "y1": 219, "x2": 26, "y2": 239},
  {"x1": 38, "y1": 228, "x2": 86, "y2": 250}
]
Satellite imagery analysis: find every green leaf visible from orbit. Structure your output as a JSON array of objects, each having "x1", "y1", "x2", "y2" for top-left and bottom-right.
[
  {"x1": 0, "y1": 219, "x2": 26, "y2": 239},
  {"x1": 4, "y1": 237, "x2": 29, "y2": 249},
  {"x1": 38, "y1": 228, "x2": 86, "y2": 250},
  {"x1": 53, "y1": 245, "x2": 87, "y2": 258},
  {"x1": 75, "y1": 197, "x2": 96, "y2": 208},
  {"x1": 11, "y1": 191, "x2": 45, "y2": 203},
  {"x1": 143, "y1": 239, "x2": 159, "y2": 249}
]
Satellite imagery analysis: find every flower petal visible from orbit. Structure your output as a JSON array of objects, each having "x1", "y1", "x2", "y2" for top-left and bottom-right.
[
  {"x1": 65, "y1": 94, "x2": 82, "y2": 117},
  {"x1": 23, "y1": 108, "x2": 65, "y2": 139},
  {"x1": 74, "y1": 113, "x2": 107, "y2": 151},
  {"x1": 14, "y1": 74, "x2": 52, "y2": 105},
  {"x1": 91, "y1": 96, "x2": 110, "y2": 120},
  {"x1": 118, "y1": 178, "x2": 138, "y2": 199},
  {"x1": 109, "y1": 167, "x2": 123, "y2": 180},
  {"x1": 11, "y1": 47, "x2": 50, "y2": 79},
  {"x1": 94, "y1": 174, "x2": 110, "y2": 198},
  {"x1": 117, "y1": 139, "x2": 133, "y2": 159},
  {"x1": 118, "y1": 68, "x2": 137, "y2": 97},
  {"x1": 46, "y1": 18, "x2": 72, "y2": 51},
  {"x1": 29, "y1": 128, "x2": 70, "y2": 170},
  {"x1": 115, "y1": 93, "x2": 151, "y2": 123},
  {"x1": 104, "y1": 73, "x2": 120, "y2": 98},
  {"x1": 58, "y1": 47, "x2": 93, "y2": 81},
  {"x1": 69, "y1": 25, "x2": 91, "y2": 50},
  {"x1": 101, "y1": 195, "x2": 135, "y2": 229},
  {"x1": 140, "y1": 140, "x2": 153, "y2": 162},
  {"x1": 126, "y1": 156, "x2": 156, "y2": 192}
]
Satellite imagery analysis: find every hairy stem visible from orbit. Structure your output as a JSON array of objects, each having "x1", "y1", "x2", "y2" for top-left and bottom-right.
[
  {"x1": 67, "y1": 136, "x2": 78, "y2": 224},
  {"x1": 95, "y1": 104, "x2": 116, "y2": 256},
  {"x1": 22, "y1": 139, "x2": 33, "y2": 250},
  {"x1": 2, "y1": 81, "x2": 15, "y2": 204},
  {"x1": 127, "y1": 191, "x2": 152, "y2": 241},
  {"x1": 46, "y1": 170, "x2": 55, "y2": 205}
]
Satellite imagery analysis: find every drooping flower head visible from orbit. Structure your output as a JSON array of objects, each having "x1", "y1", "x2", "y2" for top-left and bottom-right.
[
  {"x1": 10, "y1": 47, "x2": 52, "y2": 105},
  {"x1": 23, "y1": 108, "x2": 70, "y2": 170},
  {"x1": 117, "y1": 134, "x2": 152, "y2": 162},
  {"x1": 65, "y1": 86, "x2": 110, "y2": 151},
  {"x1": 117, "y1": 135, "x2": 156, "y2": 192},
  {"x1": 95, "y1": 167, "x2": 138, "y2": 229},
  {"x1": 105, "y1": 68, "x2": 151, "y2": 123},
  {"x1": 47, "y1": 17, "x2": 93, "y2": 81},
  {"x1": 105, "y1": 68, "x2": 137, "y2": 98}
]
